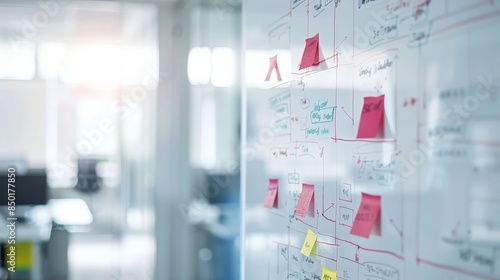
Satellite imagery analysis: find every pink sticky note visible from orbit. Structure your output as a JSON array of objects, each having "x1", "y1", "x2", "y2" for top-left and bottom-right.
[
  {"x1": 350, "y1": 193, "x2": 381, "y2": 238},
  {"x1": 357, "y1": 95, "x2": 385, "y2": 138},
  {"x1": 299, "y1": 34, "x2": 320, "y2": 70},
  {"x1": 296, "y1": 183, "x2": 315, "y2": 217},
  {"x1": 264, "y1": 179, "x2": 279, "y2": 209},
  {"x1": 265, "y1": 55, "x2": 283, "y2": 82}
]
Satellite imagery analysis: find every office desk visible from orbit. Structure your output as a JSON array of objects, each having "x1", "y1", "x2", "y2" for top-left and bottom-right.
[
  {"x1": 47, "y1": 199, "x2": 93, "y2": 280},
  {"x1": 0, "y1": 206, "x2": 52, "y2": 280}
]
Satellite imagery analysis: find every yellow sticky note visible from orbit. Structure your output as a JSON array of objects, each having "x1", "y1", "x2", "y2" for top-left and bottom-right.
[
  {"x1": 321, "y1": 266, "x2": 337, "y2": 280},
  {"x1": 13, "y1": 242, "x2": 32, "y2": 268},
  {"x1": 301, "y1": 229, "x2": 317, "y2": 256}
]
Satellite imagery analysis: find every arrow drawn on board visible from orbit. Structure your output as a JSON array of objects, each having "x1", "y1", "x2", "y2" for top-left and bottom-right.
[
  {"x1": 389, "y1": 219, "x2": 403, "y2": 237},
  {"x1": 341, "y1": 106, "x2": 354, "y2": 123},
  {"x1": 335, "y1": 36, "x2": 348, "y2": 51},
  {"x1": 324, "y1": 202, "x2": 334, "y2": 213}
]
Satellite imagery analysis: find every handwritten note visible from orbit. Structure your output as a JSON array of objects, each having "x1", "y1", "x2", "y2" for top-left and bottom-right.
[
  {"x1": 350, "y1": 193, "x2": 381, "y2": 238},
  {"x1": 301, "y1": 229, "x2": 318, "y2": 256},
  {"x1": 263, "y1": 179, "x2": 279, "y2": 209},
  {"x1": 299, "y1": 33, "x2": 320, "y2": 70},
  {"x1": 357, "y1": 95, "x2": 385, "y2": 138},
  {"x1": 296, "y1": 183, "x2": 314, "y2": 217},
  {"x1": 265, "y1": 55, "x2": 283, "y2": 82},
  {"x1": 321, "y1": 266, "x2": 337, "y2": 280}
]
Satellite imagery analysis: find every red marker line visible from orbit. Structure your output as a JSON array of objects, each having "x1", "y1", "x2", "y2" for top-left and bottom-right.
[
  {"x1": 331, "y1": 137, "x2": 397, "y2": 143},
  {"x1": 267, "y1": 12, "x2": 291, "y2": 27},
  {"x1": 336, "y1": 237, "x2": 405, "y2": 260}
]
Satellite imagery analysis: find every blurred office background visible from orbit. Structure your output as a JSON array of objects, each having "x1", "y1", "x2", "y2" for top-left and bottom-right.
[{"x1": 0, "y1": 0, "x2": 241, "y2": 279}]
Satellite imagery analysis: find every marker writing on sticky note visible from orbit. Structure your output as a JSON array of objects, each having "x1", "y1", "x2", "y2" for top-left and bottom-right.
[
  {"x1": 299, "y1": 33, "x2": 320, "y2": 70},
  {"x1": 296, "y1": 183, "x2": 314, "y2": 217},
  {"x1": 301, "y1": 229, "x2": 318, "y2": 257},
  {"x1": 321, "y1": 266, "x2": 337, "y2": 280},
  {"x1": 357, "y1": 94, "x2": 385, "y2": 138},
  {"x1": 263, "y1": 179, "x2": 279, "y2": 209},
  {"x1": 265, "y1": 55, "x2": 283, "y2": 82},
  {"x1": 350, "y1": 192, "x2": 381, "y2": 238}
]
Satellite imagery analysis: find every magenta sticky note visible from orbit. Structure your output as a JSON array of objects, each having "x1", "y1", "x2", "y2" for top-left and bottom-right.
[
  {"x1": 264, "y1": 179, "x2": 279, "y2": 209},
  {"x1": 296, "y1": 183, "x2": 315, "y2": 217},
  {"x1": 265, "y1": 55, "x2": 283, "y2": 82},
  {"x1": 350, "y1": 193, "x2": 381, "y2": 238},
  {"x1": 299, "y1": 34, "x2": 320, "y2": 70},
  {"x1": 357, "y1": 95, "x2": 385, "y2": 138}
]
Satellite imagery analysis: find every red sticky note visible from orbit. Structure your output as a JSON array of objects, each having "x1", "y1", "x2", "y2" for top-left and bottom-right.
[
  {"x1": 296, "y1": 183, "x2": 315, "y2": 217},
  {"x1": 265, "y1": 55, "x2": 283, "y2": 82},
  {"x1": 299, "y1": 34, "x2": 320, "y2": 70},
  {"x1": 350, "y1": 193, "x2": 381, "y2": 238},
  {"x1": 264, "y1": 179, "x2": 279, "y2": 208},
  {"x1": 357, "y1": 95, "x2": 385, "y2": 138}
]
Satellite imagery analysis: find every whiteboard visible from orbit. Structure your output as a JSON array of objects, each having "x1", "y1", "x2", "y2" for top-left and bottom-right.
[{"x1": 242, "y1": 0, "x2": 500, "y2": 279}]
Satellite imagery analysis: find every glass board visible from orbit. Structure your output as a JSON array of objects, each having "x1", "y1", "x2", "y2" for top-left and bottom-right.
[{"x1": 242, "y1": 0, "x2": 500, "y2": 279}]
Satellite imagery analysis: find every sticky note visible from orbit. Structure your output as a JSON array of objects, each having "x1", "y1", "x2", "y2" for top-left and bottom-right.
[
  {"x1": 264, "y1": 179, "x2": 279, "y2": 208},
  {"x1": 296, "y1": 183, "x2": 314, "y2": 217},
  {"x1": 350, "y1": 192, "x2": 382, "y2": 238},
  {"x1": 321, "y1": 266, "x2": 337, "y2": 280},
  {"x1": 357, "y1": 94, "x2": 385, "y2": 138},
  {"x1": 301, "y1": 229, "x2": 318, "y2": 256},
  {"x1": 265, "y1": 55, "x2": 283, "y2": 82},
  {"x1": 299, "y1": 33, "x2": 320, "y2": 70},
  {"x1": 14, "y1": 242, "x2": 33, "y2": 269}
]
